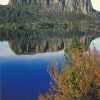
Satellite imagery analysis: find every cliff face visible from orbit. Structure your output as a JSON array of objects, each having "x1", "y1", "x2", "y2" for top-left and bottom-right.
[
  {"x1": 9, "y1": 0, "x2": 93, "y2": 14},
  {"x1": 66, "y1": 0, "x2": 93, "y2": 14}
]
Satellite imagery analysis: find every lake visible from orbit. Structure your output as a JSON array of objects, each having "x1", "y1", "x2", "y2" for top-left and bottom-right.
[
  {"x1": 0, "y1": 41, "x2": 63, "y2": 100},
  {"x1": 0, "y1": 29, "x2": 100, "y2": 100}
]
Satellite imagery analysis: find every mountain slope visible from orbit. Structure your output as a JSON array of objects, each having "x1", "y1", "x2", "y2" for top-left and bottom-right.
[{"x1": 0, "y1": 0, "x2": 100, "y2": 29}]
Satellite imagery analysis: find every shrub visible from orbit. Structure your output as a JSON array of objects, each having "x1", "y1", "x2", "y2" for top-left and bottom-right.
[{"x1": 39, "y1": 37, "x2": 100, "y2": 100}]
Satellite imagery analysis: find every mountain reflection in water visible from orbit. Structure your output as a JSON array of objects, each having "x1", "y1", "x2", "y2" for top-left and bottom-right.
[{"x1": 0, "y1": 28, "x2": 100, "y2": 55}]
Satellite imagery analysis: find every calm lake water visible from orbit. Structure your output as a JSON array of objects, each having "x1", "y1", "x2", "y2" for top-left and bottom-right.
[
  {"x1": 0, "y1": 29, "x2": 100, "y2": 100},
  {"x1": 0, "y1": 41, "x2": 63, "y2": 100}
]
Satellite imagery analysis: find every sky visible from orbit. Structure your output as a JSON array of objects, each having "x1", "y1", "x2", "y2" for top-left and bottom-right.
[{"x1": 0, "y1": 0, "x2": 100, "y2": 11}]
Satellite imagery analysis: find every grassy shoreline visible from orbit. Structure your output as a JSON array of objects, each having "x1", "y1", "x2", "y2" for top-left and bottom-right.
[{"x1": 0, "y1": 20, "x2": 100, "y2": 31}]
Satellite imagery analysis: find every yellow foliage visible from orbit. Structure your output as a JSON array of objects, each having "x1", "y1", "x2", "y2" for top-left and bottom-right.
[{"x1": 39, "y1": 46, "x2": 100, "y2": 100}]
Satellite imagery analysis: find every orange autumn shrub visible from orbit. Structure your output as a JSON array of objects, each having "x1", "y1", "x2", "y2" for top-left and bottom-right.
[
  {"x1": 39, "y1": 46, "x2": 100, "y2": 100},
  {"x1": 39, "y1": 36, "x2": 100, "y2": 100}
]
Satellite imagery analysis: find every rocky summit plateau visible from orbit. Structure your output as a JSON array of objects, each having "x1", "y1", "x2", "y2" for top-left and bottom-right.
[{"x1": 9, "y1": 0, "x2": 93, "y2": 15}]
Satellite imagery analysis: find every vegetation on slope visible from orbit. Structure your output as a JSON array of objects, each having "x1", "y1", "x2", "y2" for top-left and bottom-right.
[{"x1": 0, "y1": 3, "x2": 100, "y2": 30}]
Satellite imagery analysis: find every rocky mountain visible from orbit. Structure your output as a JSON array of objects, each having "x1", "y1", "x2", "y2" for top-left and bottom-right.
[
  {"x1": 9, "y1": 0, "x2": 93, "y2": 14},
  {"x1": 0, "y1": 0, "x2": 100, "y2": 30},
  {"x1": 66, "y1": 0, "x2": 93, "y2": 14}
]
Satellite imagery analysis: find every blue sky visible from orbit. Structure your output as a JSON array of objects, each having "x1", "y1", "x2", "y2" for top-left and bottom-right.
[{"x1": 0, "y1": 0, "x2": 100, "y2": 11}]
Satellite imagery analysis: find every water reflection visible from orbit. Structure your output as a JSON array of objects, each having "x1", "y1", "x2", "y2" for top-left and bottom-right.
[
  {"x1": 0, "y1": 41, "x2": 15, "y2": 57},
  {"x1": 0, "y1": 28, "x2": 100, "y2": 55},
  {"x1": 90, "y1": 37, "x2": 100, "y2": 53},
  {"x1": 0, "y1": 41, "x2": 63, "y2": 60}
]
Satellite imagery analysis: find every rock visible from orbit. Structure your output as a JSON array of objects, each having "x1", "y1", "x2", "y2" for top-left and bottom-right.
[{"x1": 9, "y1": 0, "x2": 93, "y2": 14}]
